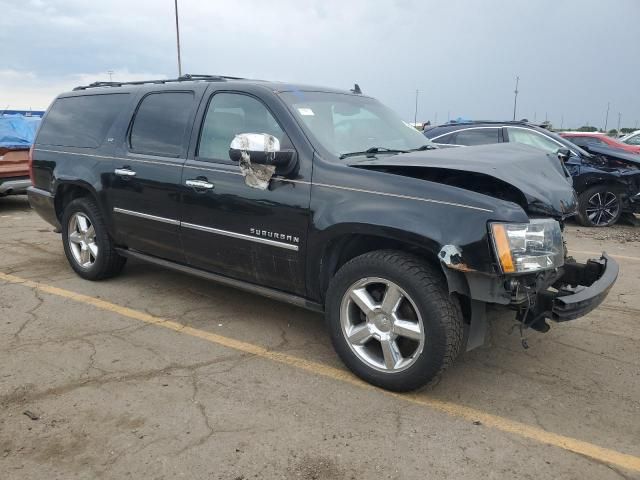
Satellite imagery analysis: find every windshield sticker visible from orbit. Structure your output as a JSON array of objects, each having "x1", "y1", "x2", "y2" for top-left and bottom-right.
[{"x1": 298, "y1": 107, "x2": 315, "y2": 116}]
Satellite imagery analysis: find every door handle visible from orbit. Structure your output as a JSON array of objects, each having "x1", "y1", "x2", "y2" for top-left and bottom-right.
[
  {"x1": 114, "y1": 168, "x2": 136, "y2": 177},
  {"x1": 185, "y1": 179, "x2": 214, "y2": 190}
]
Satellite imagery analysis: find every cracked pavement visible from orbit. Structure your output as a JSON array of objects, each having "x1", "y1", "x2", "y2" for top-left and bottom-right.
[{"x1": 0, "y1": 195, "x2": 639, "y2": 479}]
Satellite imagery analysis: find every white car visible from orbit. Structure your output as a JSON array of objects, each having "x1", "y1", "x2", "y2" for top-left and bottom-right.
[{"x1": 621, "y1": 130, "x2": 640, "y2": 146}]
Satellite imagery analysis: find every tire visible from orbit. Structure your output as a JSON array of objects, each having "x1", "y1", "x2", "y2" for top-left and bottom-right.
[
  {"x1": 576, "y1": 185, "x2": 622, "y2": 227},
  {"x1": 325, "y1": 250, "x2": 464, "y2": 392},
  {"x1": 61, "y1": 197, "x2": 126, "y2": 280}
]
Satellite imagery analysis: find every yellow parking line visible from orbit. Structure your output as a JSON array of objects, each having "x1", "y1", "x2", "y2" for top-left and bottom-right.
[
  {"x1": 1, "y1": 271, "x2": 639, "y2": 473},
  {"x1": 569, "y1": 249, "x2": 640, "y2": 262}
]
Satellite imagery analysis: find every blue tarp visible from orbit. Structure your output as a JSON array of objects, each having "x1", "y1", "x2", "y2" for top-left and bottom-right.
[{"x1": 0, "y1": 114, "x2": 41, "y2": 150}]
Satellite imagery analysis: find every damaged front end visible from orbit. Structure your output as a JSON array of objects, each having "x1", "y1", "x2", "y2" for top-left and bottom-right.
[{"x1": 439, "y1": 235, "x2": 619, "y2": 351}]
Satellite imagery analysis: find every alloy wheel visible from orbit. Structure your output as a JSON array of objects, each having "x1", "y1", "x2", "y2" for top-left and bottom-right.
[
  {"x1": 585, "y1": 191, "x2": 619, "y2": 226},
  {"x1": 68, "y1": 212, "x2": 98, "y2": 268},
  {"x1": 340, "y1": 277, "x2": 425, "y2": 373}
]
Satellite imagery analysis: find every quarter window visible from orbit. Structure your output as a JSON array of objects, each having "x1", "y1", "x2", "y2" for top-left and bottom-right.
[
  {"x1": 198, "y1": 93, "x2": 287, "y2": 162},
  {"x1": 37, "y1": 94, "x2": 129, "y2": 148},
  {"x1": 453, "y1": 128, "x2": 500, "y2": 146},
  {"x1": 506, "y1": 128, "x2": 561, "y2": 153},
  {"x1": 129, "y1": 92, "x2": 195, "y2": 157}
]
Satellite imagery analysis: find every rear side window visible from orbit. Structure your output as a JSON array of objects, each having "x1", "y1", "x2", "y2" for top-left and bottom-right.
[
  {"x1": 453, "y1": 128, "x2": 500, "y2": 146},
  {"x1": 432, "y1": 132, "x2": 456, "y2": 144},
  {"x1": 129, "y1": 92, "x2": 195, "y2": 157},
  {"x1": 37, "y1": 94, "x2": 129, "y2": 148}
]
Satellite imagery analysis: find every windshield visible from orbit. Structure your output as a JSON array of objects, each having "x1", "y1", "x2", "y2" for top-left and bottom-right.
[{"x1": 280, "y1": 91, "x2": 434, "y2": 157}]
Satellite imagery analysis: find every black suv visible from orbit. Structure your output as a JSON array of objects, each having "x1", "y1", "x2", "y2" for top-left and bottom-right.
[
  {"x1": 424, "y1": 121, "x2": 640, "y2": 227},
  {"x1": 28, "y1": 75, "x2": 618, "y2": 391}
]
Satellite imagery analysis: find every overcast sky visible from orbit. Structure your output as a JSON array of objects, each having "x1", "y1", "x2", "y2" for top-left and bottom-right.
[{"x1": 1, "y1": 0, "x2": 639, "y2": 129}]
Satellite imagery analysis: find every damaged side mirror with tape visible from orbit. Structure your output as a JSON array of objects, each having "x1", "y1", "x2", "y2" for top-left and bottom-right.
[{"x1": 229, "y1": 133, "x2": 297, "y2": 189}]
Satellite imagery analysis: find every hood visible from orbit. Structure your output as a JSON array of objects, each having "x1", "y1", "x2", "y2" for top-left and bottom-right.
[
  {"x1": 349, "y1": 143, "x2": 577, "y2": 218},
  {"x1": 584, "y1": 144, "x2": 640, "y2": 169}
]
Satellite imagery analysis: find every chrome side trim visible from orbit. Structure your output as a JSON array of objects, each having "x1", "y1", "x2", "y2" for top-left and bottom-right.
[
  {"x1": 113, "y1": 207, "x2": 180, "y2": 225},
  {"x1": 113, "y1": 207, "x2": 299, "y2": 250},
  {"x1": 312, "y1": 182, "x2": 493, "y2": 212},
  {"x1": 184, "y1": 165, "x2": 243, "y2": 176},
  {"x1": 181, "y1": 222, "x2": 299, "y2": 251},
  {"x1": 116, "y1": 248, "x2": 323, "y2": 312},
  {"x1": 34, "y1": 149, "x2": 182, "y2": 168}
]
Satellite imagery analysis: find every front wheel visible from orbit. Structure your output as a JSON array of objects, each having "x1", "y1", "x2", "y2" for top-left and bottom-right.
[
  {"x1": 576, "y1": 186, "x2": 622, "y2": 227},
  {"x1": 325, "y1": 250, "x2": 464, "y2": 391}
]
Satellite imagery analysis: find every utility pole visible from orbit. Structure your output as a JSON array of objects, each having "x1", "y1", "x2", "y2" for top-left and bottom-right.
[
  {"x1": 107, "y1": 70, "x2": 113, "y2": 82},
  {"x1": 560, "y1": 114, "x2": 564, "y2": 130},
  {"x1": 617, "y1": 112, "x2": 622, "y2": 134},
  {"x1": 604, "y1": 102, "x2": 610, "y2": 132},
  {"x1": 414, "y1": 89, "x2": 419, "y2": 125},
  {"x1": 512, "y1": 76, "x2": 519, "y2": 121},
  {"x1": 174, "y1": 0, "x2": 183, "y2": 77}
]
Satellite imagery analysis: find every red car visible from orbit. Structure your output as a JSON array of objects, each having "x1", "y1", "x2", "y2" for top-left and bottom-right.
[{"x1": 560, "y1": 132, "x2": 640, "y2": 154}]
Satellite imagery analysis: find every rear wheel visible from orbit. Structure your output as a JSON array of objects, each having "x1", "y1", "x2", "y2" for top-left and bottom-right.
[
  {"x1": 325, "y1": 250, "x2": 464, "y2": 391},
  {"x1": 576, "y1": 186, "x2": 622, "y2": 227},
  {"x1": 61, "y1": 197, "x2": 126, "y2": 280}
]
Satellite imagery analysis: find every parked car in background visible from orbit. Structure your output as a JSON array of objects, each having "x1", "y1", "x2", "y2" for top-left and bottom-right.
[
  {"x1": 0, "y1": 149, "x2": 31, "y2": 196},
  {"x1": 0, "y1": 114, "x2": 40, "y2": 196},
  {"x1": 560, "y1": 132, "x2": 640, "y2": 154},
  {"x1": 424, "y1": 121, "x2": 640, "y2": 227},
  {"x1": 621, "y1": 130, "x2": 640, "y2": 146}
]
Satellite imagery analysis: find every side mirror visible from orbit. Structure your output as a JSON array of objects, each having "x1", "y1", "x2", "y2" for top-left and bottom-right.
[
  {"x1": 229, "y1": 133, "x2": 294, "y2": 169},
  {"x1": 556, "y1": 147, "x2": 571, "y2": 162}
]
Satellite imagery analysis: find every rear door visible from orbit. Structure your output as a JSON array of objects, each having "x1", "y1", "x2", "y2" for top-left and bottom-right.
[
  {"x1": 106, "y1": 87, "x2": 204, "y2": 262},
  {"x1": 179, "y1": 86, "x2": 312, "y2": 295}
]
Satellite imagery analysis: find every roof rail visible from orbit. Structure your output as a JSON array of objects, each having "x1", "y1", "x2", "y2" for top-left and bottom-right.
[{"x1": 73, "y1": 73, "x2": 246, "y2": 91}]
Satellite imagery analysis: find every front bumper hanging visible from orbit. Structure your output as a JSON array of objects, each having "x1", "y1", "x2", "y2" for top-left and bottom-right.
[{"x1": 529, "y1": 253, "x2": 618, "y2": 324}]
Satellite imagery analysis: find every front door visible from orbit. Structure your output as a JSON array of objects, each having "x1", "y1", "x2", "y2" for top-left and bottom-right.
[
  {"x1": 107, "y1": 89, "x2": 201, "y2": 262},
  {"x1": 180, "y1": 89, "x2": 311, "y2": 295}
]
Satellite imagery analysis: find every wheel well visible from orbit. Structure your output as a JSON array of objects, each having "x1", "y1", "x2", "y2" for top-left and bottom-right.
[
  {"x1": 319, "y1": 234, "x2": 440, "y2": 301},
  {"x1": 54, "y1": 184, "x2": 95, "y2": 221},
  {"x1": 580, "y1": 181, "x2": 625, "y2": 196}
]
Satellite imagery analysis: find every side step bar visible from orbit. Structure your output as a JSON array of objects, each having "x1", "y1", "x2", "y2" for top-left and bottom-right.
[{"x1": 116, "y1": 248, "x2": 324, "y2": 313}]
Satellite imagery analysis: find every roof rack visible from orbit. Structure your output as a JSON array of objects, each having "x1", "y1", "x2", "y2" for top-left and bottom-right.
[{"x1": 73, "y1": 73, "x2": 246, "y2": 91}]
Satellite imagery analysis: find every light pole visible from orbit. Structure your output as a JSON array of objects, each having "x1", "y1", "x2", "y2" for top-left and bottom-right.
[
  {"x1": 107, "y1": 70, "x2": 113, "y2": 82},
  {"x1": 413, "y1": 89, "x2": 419, "y2": 125},
  {"x1": 174, "y1": 0, "x2": 183, "y2": 77},
  {"x1": 604, "y1": 102, "x2": 610, "y2": 132},
  {"x1": 512, "y1": 76, "x2": 519, "y2": 121},
  {"x1": 617, "y1": 112, "x2": 622, "y2": 134}
]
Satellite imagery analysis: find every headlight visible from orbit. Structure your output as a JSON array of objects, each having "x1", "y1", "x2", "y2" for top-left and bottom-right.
[{"x1": 490, "y1": 219, "x2": 564, "y2": 273}]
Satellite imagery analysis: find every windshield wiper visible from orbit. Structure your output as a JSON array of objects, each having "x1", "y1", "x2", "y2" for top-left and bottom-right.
[
  {"x1": 409, "y1": 144, "x2": 438, "y2": 151},
  {"x1": 339, "y1": 147, "x2": 409, "y2": 160}
]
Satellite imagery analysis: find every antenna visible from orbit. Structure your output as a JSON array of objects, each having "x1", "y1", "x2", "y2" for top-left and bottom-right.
[{"x1": 350, "y1": 83, "x2": 362, "y2": 94}]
